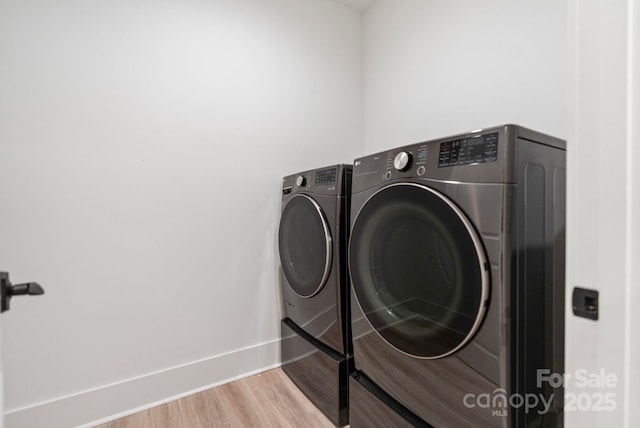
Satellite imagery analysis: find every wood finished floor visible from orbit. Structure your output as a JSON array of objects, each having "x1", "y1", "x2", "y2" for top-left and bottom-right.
[{"x1": 94, "y1": 368, "x2": 336, "y2": 428}]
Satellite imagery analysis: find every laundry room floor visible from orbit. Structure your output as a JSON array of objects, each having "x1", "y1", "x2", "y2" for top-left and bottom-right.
[{"x1": 93, "y1": 368, "x2": 335, "y2": 428}]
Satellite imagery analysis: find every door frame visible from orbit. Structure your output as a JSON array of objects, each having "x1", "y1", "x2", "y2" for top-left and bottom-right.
[{"x1": 567, "y1": 0, "x2": 640, "y2": 426}]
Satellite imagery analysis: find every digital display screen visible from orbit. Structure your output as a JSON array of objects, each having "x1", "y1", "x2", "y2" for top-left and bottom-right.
[
  {"x1": 438, "y1": 132, "x2": 499, "y2": 167},
  {"x1": 315, "y1": 168, "x2": 337, "y2": 186}
]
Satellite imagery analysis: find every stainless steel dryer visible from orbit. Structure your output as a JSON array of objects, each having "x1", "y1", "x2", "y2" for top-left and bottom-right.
[
  {"x1": 348, "y1": 125, "x2": 565, "y2": 428},
  {"x1": 279, "y1": 164, "x2": 352, "y2": 426}
]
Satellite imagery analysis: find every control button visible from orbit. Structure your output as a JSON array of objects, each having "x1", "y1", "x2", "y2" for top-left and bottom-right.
[
  {"x1": 295, "y1": 176, "x2": 306, "y2": 187},
  {"x1": 417, "y1": 165, "x2": 426, "y2": 176},
  {"x1": 384, "y1": 171, "x2": 392, "y2": 180},
  {"x1": 393, "y1": 151, "x2": 412, "y2": 172}
]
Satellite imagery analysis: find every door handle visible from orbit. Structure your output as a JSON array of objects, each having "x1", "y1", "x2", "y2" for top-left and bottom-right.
[{"x1": 1, "y1": 271, "x2": 45, "y2": 313}]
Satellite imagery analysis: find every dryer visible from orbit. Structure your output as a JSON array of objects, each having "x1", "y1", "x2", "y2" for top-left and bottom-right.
[
  {"x1": 348, "y1": 125, "x2": 565, "y2": 427},
  {"x1": 279, "y1": 164, "x2": 352, "y2": 426}
]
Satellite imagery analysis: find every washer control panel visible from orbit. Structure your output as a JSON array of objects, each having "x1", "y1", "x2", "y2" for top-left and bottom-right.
[
  {"x1": 314, "y1": 167, "x2": 337, "y2": 186},
  {"x1": 282, "y1": 165, "x2": 347, "y2": 197}
]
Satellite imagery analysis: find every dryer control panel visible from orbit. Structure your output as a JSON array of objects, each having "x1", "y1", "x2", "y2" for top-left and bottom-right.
[
  {"x1": 438, "y1": 132, "x2": 499, "y2": 167},
  {"x1": 351, "y1": 125, "x2": 525, "y2": 192}
]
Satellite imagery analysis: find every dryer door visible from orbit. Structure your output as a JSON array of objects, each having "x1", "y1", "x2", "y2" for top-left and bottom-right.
[
  {"x1": 279, "y1": 194, "x2": 332, "y2": 298},
  {"x1": 349, "y1": 183, "x2": 489, "y2": 359}
]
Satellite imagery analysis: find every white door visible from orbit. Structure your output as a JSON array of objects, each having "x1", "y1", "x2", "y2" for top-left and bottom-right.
[
  {"x1": 0, "y1": 272, "x2": 45, "y2": 427},
  {"x1": 1, "y1": 308, "x2": 3, "y2": 428}
]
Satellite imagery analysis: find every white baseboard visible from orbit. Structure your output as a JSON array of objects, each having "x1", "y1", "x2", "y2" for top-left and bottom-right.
[{"x1": 5, "y1": 339, "x2": 281, "y2": 428}]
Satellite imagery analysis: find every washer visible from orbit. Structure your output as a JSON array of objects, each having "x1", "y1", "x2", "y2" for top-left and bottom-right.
[
  {"x1": 348, "y1": 125, "x2": 566, "y2": 427},
  {"x1": 279, "y1": 164, "x2": 352, "y2": 426}
]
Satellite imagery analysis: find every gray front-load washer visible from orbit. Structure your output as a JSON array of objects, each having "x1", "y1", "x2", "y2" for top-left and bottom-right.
[
  {"x1": 279, "y1": 164, "x2": 352, "y2": 426},
  {"x1": 348, "y1": 125, "x2": 566, "y2": 427}
]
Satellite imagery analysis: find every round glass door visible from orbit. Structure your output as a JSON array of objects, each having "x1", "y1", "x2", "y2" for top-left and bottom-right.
[
  {"x1": 279, "y1": 194, "x2": 332, "y2": 298},
  {"x1": 349, "y1": 183, "x2": 489, "y2": 359}
]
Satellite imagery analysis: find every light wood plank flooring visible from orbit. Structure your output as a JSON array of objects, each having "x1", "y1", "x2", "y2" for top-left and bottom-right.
[{"x1": 94, "y1": 368, "x2": 336, "y2": 428}]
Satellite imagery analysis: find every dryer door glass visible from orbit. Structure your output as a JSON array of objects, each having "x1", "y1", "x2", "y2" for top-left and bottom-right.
[
  {"x1": 349, "y1": 183, "x2": 489, "y2": 359},
  {"x1": 279, "y1": 194, "x2": 332, "y2": 298}
]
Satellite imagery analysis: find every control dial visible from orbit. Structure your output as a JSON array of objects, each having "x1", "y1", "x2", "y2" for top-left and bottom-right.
[
  {"x1": 295, "y1": 175, "x2": 306, "y2": 187},
  {"x1": 393, "y1": 151, "x2": 412, "y2": 172}
]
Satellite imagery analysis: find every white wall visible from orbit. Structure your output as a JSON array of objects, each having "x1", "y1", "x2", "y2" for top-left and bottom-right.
[
  {"x1": 566, "y1": 0, "x2": 640, "y2": 426},
  {"x1": 0, "y1": 0, "x2": 362, "y2": 426},
  {"x1": 362, "y1": 0, "x2": 567, "y2": 152},
  {"x1": 628, "y1": 1, "x2": 640, "y2": 423}
]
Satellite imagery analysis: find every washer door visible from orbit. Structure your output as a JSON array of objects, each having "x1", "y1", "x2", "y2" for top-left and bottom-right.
[
  {"x1": 279, "y1": 194, "x2": 332, "y2": 298},
  {"x1": 349, "y1": 183, "x2": 489, "y2": 359}
]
